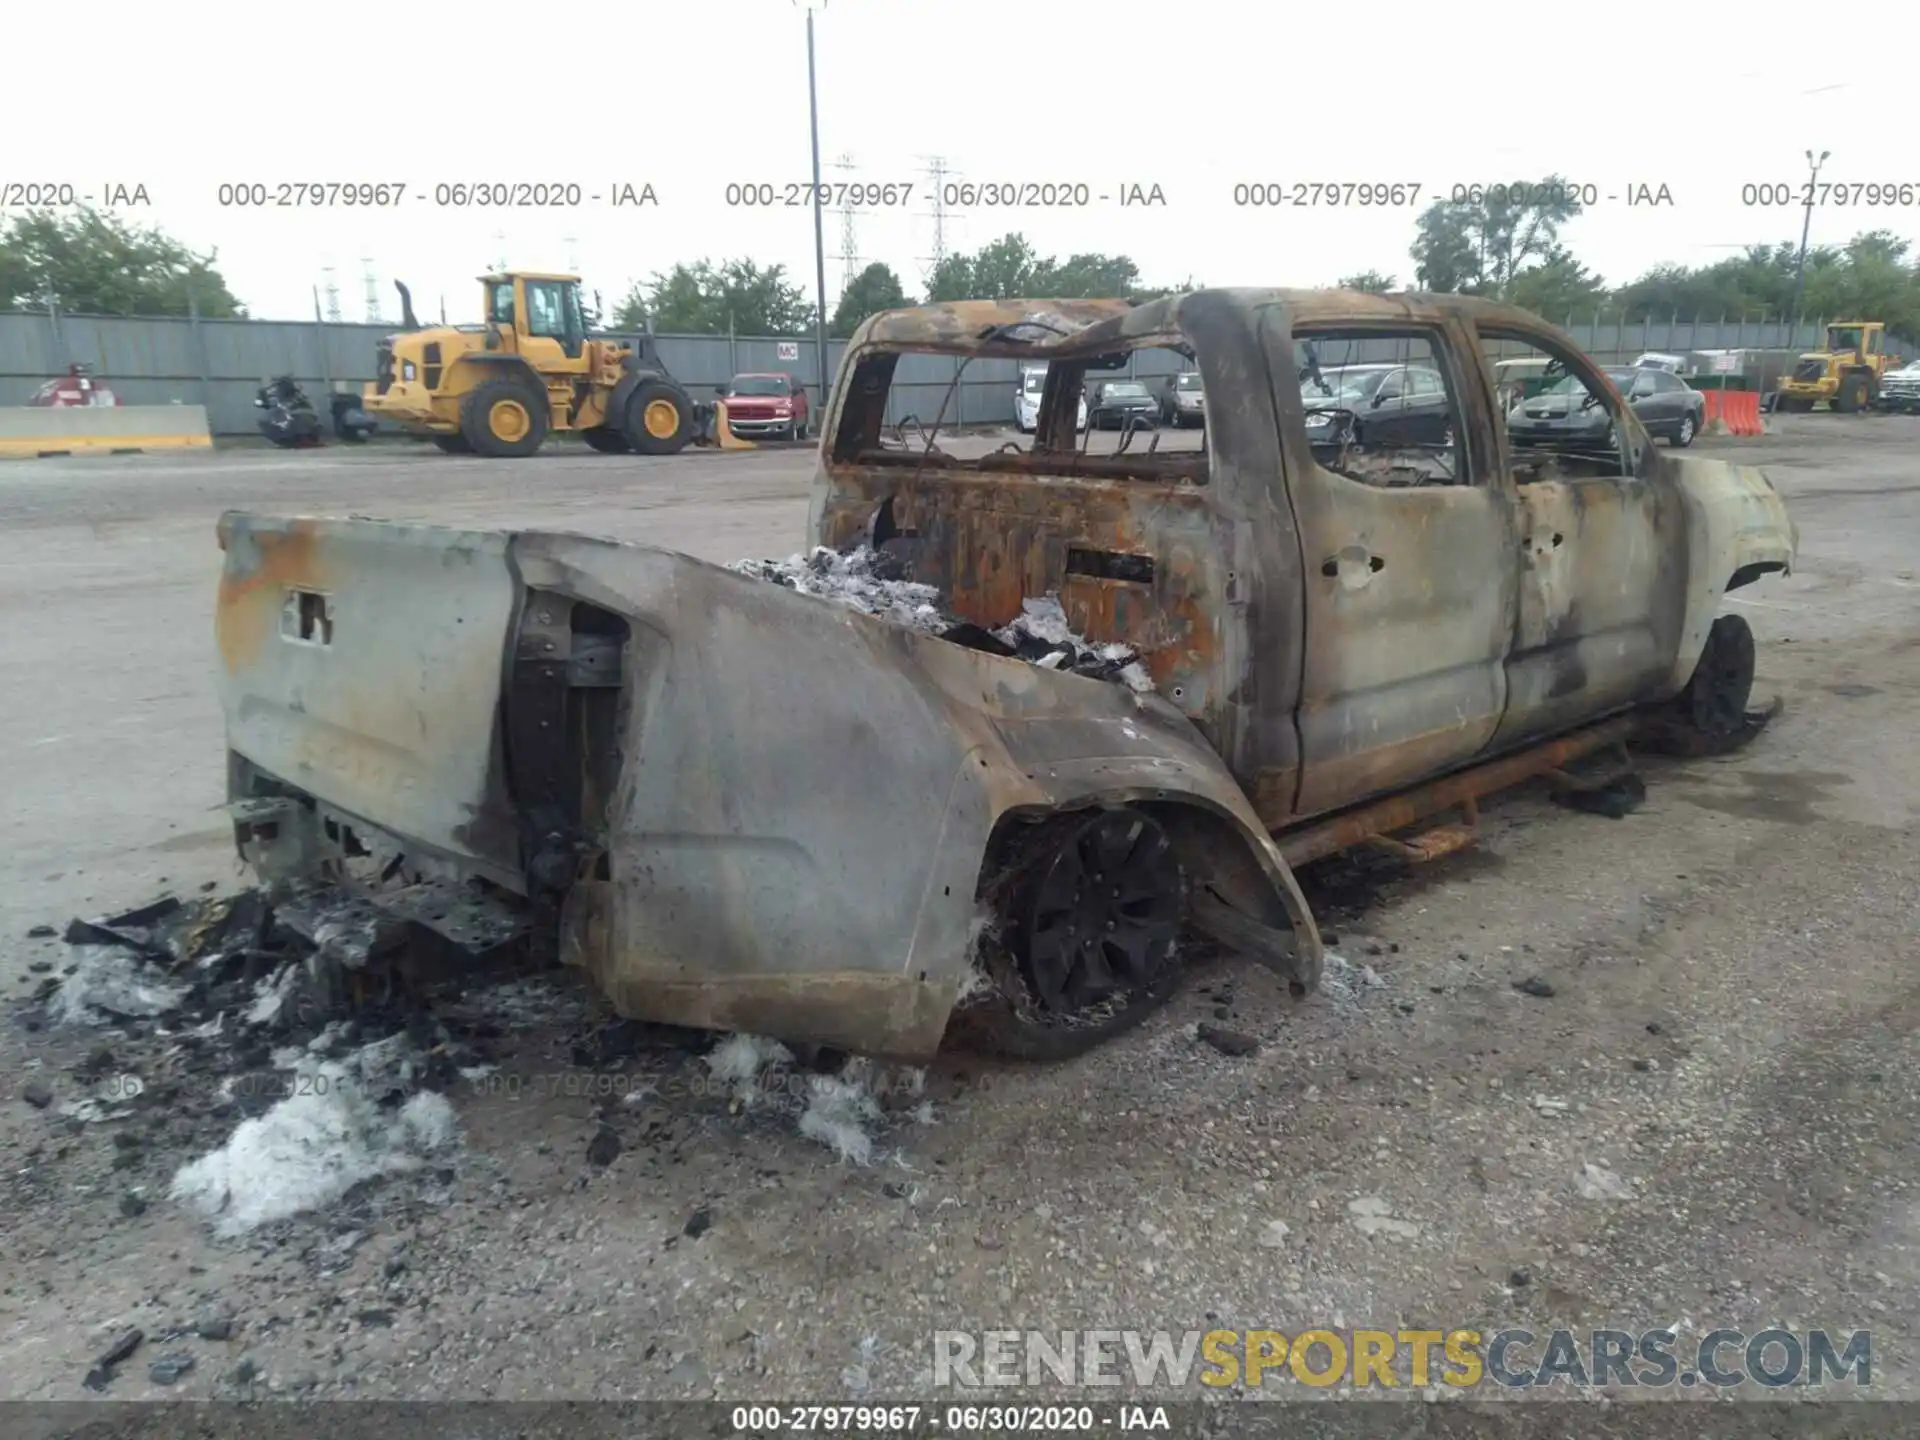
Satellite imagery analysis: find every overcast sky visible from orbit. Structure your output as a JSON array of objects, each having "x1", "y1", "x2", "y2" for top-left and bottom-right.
[{"x1": 3, "y1": 3, "x2": 1891, "y2": 323}]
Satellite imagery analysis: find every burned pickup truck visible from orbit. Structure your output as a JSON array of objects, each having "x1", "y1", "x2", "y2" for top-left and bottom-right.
[{"x1": 214, "y1": 289, "x2": 1796, "y2": 1063}]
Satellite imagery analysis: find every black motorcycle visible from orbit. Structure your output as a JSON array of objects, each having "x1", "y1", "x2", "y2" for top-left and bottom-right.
[
  {"x1": 255, "y1": 376, "x2": 322, "y2": 447},
  {"x1": 255, "y1": 376, "x2": 378, "y2": 446}
]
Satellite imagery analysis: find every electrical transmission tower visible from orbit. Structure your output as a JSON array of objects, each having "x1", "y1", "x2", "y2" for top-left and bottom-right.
[
  {"x1": 916, "y1": 155, "x2": 954, "y2": 284},
  {"x1": 321, "y1": 264, "x2": 343, "y2": 323},
  {"x1": 826, "y1": 152, "x2": 863, "y2": 296},
  {"x1": 361, "y1": 259, "x2": 381, "y2": 323}
]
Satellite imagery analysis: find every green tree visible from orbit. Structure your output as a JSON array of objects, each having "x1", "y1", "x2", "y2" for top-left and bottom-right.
[
  {"x1": 1505, "y1": 247, "x2": 1608, "y2": 321},
  {"x1": 612, "y1": 258, "x2": 813, "y2": 335},
  {"x1": 0, "y1": 207, "x2": 244, "y2": 316},
  {"x1": 1337, "y1": 270, "x2": 1397, "y2": 294},
  {"x1": 924, "y1": 233, "x2": 1153, "y2": 302},
  {"x1": 1036, "y1": 251, "x2": 1141, "y2": 298},
  {"x1": 829, "y1": 261, "x2": 910, "y2": 337},
  {"x1": 1409, "y1": 176, "x2": 1586, "y2": 297}
]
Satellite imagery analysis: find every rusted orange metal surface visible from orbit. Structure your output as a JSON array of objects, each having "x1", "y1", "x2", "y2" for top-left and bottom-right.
[{"x1": 1276, "y1": 713, "x2": 1639, "y2": 868}]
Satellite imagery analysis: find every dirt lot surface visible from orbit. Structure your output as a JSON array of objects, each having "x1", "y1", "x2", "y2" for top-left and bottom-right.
[{"x1": 1, "y1": 416, "x2": 1916, "y2": 1411}]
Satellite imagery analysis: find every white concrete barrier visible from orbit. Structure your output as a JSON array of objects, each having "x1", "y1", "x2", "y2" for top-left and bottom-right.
[{"x1": 0, "y1": 404, "x2": 213, "y2": 458}]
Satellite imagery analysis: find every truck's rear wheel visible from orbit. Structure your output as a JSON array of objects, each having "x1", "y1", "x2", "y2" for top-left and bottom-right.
[
  {"x1": 461, "y1": 378, "x2": 549, "y2": 458},
  {"x1": 431, "y1": 434, "x2": 471, "y2": 454},
  {"x1": 949, "y1": 808, "x2": 1188, "y2": 1061},
  {"x1": 623, "y1": 380, "x2": 694, "y2": 456},
  {"x1": 581, "y1": 426, "x2": 630, "y2": 454}
]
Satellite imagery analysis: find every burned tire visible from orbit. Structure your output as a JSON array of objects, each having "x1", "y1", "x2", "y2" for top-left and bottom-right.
[
  {"x1": 431, "y1": 433, "x2": 472, "y2": 454},
  {"x1": 581, "y1": 426, "x2": 631, "y2": 454},
  {"x1": 949, "y1": 808, "x2": 1188, "y2": 1061},
  {"x1": 460, "y1": 378, "x2": 549, "y2": 458},
  {"x1": 1668, "y1": 613, "x2": 1756, "y2": 742},
  {"x1": 623, "y1": 379, "x2": 695, "y2": 456}
]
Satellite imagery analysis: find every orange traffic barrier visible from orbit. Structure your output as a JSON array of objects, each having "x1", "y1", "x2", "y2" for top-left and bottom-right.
[
  {"x1": 1724, "y1": 391, "x2": 1764, "y2": 436},
  {"x1": 1700, "y1": 390, "x2": 1728, "y2": 435}
]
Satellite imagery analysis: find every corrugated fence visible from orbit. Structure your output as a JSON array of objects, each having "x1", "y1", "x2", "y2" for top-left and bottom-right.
[{"x1": 0, "y1": 309, "x2": 1900, "y2": 436}]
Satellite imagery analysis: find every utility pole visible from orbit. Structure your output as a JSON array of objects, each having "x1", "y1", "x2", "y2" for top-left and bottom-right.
[
  {"x1": 321, "y1": 264, "x2": 343, "y2": 323},
  {"x1": 917, "y1": 155, "x2": 953, "y2": 286},
  {"x1": 1789, "y1": 149, "x2": 1830, "y2": 342},
  {"x1": 795, "y1": 0, "x2": 830, "y2": 406},
  {"x1": 361, "y1": 258, "x2": 380, "y2": 324},
  {"x1": 828, "y1": 151, "x2": 861, "y2": 294}
]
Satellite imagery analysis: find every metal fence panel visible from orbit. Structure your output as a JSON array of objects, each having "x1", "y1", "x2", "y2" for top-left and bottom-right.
[{"x1": 3, "y1": 309, "x2": 1911, "y2": 434}]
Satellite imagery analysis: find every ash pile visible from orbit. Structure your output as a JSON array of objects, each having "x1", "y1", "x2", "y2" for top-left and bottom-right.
[
  {"x1": 728, "y1": 545, "x2": 1154, "y2": 693},
  {"x1": 13, "y1": 888, "x2": 513, "y2": 1242}
]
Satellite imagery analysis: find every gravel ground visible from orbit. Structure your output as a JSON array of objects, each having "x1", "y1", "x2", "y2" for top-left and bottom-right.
[{"x1": 1, "y1": 416, "x2": 1916, "y2": 1410}]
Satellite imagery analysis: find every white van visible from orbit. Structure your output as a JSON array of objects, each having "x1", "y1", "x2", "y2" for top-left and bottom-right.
[{"x1": 1014, "y1": 366, "x2": 1088, "y2": 433}]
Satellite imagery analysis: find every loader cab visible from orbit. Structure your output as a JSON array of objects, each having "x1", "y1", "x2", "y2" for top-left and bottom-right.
[
  {"x1": 1824, "y1": 322, "x2": 1882, "y2": 364},
  {"x1": 481, "y1": 272, "x2": 591, "y2": 366}
]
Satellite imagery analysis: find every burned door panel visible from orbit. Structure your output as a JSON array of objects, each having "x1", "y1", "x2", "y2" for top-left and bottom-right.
[
  {"x1": 1497, "y1": 476, "x2": 1679, "y2": 744},
  {"x1": 1260, "y1": 309, "x2": 1523, "y2": 818},
  {"x1": 1478, "y1": 329, "x2": 1688, "y2": 745}
]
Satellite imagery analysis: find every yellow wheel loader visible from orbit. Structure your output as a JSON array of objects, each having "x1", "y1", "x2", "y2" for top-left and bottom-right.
[
  {"x1": 365, "y1": 273, "x2": 699, "y2": 457},
  {"x1": 1775, "y1": 321, "x2": 1894, "y2": 412}
]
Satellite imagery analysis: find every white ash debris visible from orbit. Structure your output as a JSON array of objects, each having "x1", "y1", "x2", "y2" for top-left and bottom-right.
[
  {"x1": 170, "y1": 1032, "x2": 458, "y2": 1236},
  {"x1": 990, "y1": 597, "x2": 1153, "y2": 690},
  {"x1": 799, "y1": 1068, "x2": 886, "y2": 1167},
  {"x1": 700, "y1": 1033, "x2": 930, "y2": 1166},
  {"x1": 49, "y1": 947, "x2": 188, "y2": 1026},
  {"x1": 1317, "y1": 951, "x2": 1389, "y2": 1005},
  {"x1": 728, "y1": 547, "x2": 948, "y2": 632},
  {"x1": 704, "y1": 1033, "x2": 794, "y2": 1108},
  {"x1": 729, "y1": 548, "x2": 1157, "y2": 693}
]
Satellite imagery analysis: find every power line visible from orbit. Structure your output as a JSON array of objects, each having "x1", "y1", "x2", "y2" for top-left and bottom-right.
[
  {"x1": 828, "y1": 152, "x2": 861, "y2": 296},
  {"x1": 916, "y1": 155, "x2": 954, "y2": 283}
]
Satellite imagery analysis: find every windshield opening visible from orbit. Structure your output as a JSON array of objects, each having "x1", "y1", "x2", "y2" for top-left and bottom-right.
[
  {"x1": 1023, "y1": 372, "x2": 1047, "y2": 394},
  {"x1": 729, "y1": 376, "x2": 790, "y2": 396},
  {"x1": 1175, "y1": 374, "x2": 1202, "y2": 390}
]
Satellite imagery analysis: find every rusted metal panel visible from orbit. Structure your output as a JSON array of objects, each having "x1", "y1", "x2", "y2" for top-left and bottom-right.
[
  {"x1": 214, "y1": 512, "x2": 525, "y2": 887},
  {"x1": 825, "y1": 288, "x2": 1796, "y2": 837},
  {"x1": 1277, "y1": 714, "x2": 1638, "y2": 868}
]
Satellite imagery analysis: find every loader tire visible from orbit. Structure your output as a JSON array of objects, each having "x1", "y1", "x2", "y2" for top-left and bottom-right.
[
  {"x1": 581, "y1": 426, "x2": 631, "y2": 454},
  {"x1": 1835, "y1": 374, "x2": 1869, "y2": 413},
  {"x1": 623, "y1": 379, "x2": 695, "y2": 455},
  {"x1": 461, "y1": 378, "x2": 549, "y2": 458},
  {"x1": 431, "y1": 434, "x2": 472, "y2": 454}
]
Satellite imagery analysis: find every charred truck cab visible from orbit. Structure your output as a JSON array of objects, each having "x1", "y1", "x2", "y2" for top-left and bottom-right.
[{"x1": 215, "y1": 289, "x2": 1793, "y2": 1066}]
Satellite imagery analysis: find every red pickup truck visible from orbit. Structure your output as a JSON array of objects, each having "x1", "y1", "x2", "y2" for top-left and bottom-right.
[{"x1": 722, "y1": 372, "x2": 810, "y2": 441}]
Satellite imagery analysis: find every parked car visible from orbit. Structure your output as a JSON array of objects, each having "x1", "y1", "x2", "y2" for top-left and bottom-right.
[
  {"x1": 1301, "y1": 361, "x2": 1453, "y2": 448},
  {"x1": 1160, "y1": 371, "x2": 1206, "y2": 427},
  {"x1": 1508, "y1": 364, "x2": 1705, "y2": 450},
  {"x1": 1878, "y1": 358, "x2": 1920, "y2": 413},
  {"x1": 1086, "y1": 379, "x2": 1159, "y2": 430},
  {"x1": 1013, "y1": 365, "x2": 1087, "y2": 433},
  {"x1": 213, "y1": 289, "x2": 1795, "y2": 1065},
  {"x1": 722, "y1": 373, "x2": 809, "y2": 440}
]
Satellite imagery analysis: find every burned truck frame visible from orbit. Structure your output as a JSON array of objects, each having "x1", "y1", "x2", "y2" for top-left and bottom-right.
[{"x1": 215, "y1": 288, "x2": 1794, "y2": 1064}]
